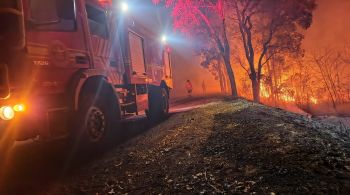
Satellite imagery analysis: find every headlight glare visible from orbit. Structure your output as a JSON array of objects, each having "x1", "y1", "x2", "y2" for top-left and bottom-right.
[{"x1": 0, "y1": 106, "x2": 15, "y2": 121}]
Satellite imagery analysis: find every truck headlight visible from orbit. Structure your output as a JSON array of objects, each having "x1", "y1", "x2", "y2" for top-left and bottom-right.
[
  {"x1": 0, "y1": 106, "x2": 15, "y2": 121},
  {"x1": 13, "y1": 104, "x2": 26, "y2": 112}
]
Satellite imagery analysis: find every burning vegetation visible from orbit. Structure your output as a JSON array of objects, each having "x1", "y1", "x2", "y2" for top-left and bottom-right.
[{"x1": 154, "y1": 0, "x2": 350, "y2": 116}]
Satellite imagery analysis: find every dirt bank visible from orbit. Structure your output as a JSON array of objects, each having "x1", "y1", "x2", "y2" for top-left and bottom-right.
[{"x1": 43, "y1": 99, "x2": 350, "y2": 194}]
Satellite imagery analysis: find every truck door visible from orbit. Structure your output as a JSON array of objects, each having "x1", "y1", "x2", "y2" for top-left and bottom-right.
[
  {"x1": 163, "y1": 50, "x2": 173, "y2": 88},
  {"x1": 127, "y1": 31, "x2": 148, "y2": 112},
  {"x1": 26, "y1": 0, "x2": 89, "y2": 94},
  {"x1": 128, "y1": 31, "x2": 147, "y2": 83},
  {"x1": 164, "y1": 50, "x2": 172, "y2": 79},
  {"x1": 85, "y1": 2, "x2": 110, "y2": 69}
]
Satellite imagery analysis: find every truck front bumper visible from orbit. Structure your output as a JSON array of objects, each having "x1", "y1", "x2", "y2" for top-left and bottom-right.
[
  {"x1": 0, "y1": 98, "x2": 41, "y2": 142},
  {"x1": 0, "y1": 112, "x2": 38, "y2": 142}
]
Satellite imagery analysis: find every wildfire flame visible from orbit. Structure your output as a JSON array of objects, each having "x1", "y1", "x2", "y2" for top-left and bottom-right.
[
  {"x1": 310, "y1": 97, "x2": 318, "y2": 104},
  {"x1": 260, "y1": 83, "x2": 297, "y2": 103},
  {"x1": 260, "y1": 83, "x2": 270, "y2": 98},
  {"x1": 280, "y1": 94, "x2": 296, "y2": 102}
]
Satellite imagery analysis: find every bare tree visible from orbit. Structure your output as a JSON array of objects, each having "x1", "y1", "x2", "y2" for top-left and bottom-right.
[
  {"x1": 310, "y1": 48, "x2": 350, "y2": 110},
  {"x1": 229, "y1": 0, "x2": 316, "y2": 103},
  {"x1": 153, "y1": 0, "x2": 239, "y2": 97}
]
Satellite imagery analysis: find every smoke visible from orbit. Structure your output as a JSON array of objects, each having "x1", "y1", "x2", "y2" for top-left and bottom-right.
[
  {"x1": 299, "y1": 0, "x2": 350, "y2": 116},
  {"x1": 157, "y1": 0, "x2": 350, "y2": 101},
  {"x1": 303, "y1": 0, "x2": 350, "y2": 51},
  {"x1": 140, "y1": 1, "x2": 223, "y2": 98},
  {"x1": 170, "y1": 40, "x2": 223, "y2": 98}
]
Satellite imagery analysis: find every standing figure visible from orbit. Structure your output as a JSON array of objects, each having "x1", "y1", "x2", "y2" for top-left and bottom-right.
[
  {"x1": 185, "y1": 80, "x2": 193, "y2": 97},
  {"x1": 202, "y1": 80, "x2": 206, "y2": 95}
]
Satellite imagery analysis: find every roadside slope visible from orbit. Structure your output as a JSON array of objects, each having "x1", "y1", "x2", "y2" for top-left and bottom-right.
[{"x1": 47, "y1": 99, "x2": 350, "y2": 194}]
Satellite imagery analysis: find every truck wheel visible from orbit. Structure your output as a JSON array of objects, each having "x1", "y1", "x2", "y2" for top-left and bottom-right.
[
  {"x1": 72, "y1": 92, "x2": 119, "y2": 151},
  {"x1": 147, "y1": 86, "x2": 169, "y2": 122}
]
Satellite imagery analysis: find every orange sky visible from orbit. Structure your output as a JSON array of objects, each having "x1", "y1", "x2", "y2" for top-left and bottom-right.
[{"x1": 303, "y1": 0, "x2": 350, "y2": 51}]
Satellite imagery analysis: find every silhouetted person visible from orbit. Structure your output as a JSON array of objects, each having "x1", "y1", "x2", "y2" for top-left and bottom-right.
[
  {"x1": 185, "y1": 80, "x2": 193, "y2": 97},
  {"x1": 202, "y1": 80, "x2": 206, "y2": 95}
]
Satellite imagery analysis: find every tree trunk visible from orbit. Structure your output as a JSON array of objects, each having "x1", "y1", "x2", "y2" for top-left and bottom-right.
[
  {"x1": 221, "y1": 68, "x2": 229, "y2": 94},
  {"x1": 223, "y1": 56, "x2": 238, "y2": 97},
  {"x1": 217, "y1": 61, "x2": 223, "y2": 93},
  {"x1": 217, "y1": 61, "x2": 225, "y2": 94},
  {"x1": 251, "y1": 77, "x2": 260, "y2": 103},
  {"x1": 224, "y1": 73, "x2": 228, "y2": 94},
  {"x1": 219, "y1": 74, "x2": 225, "y2": 94},
  {"x1": 221, "y1": 15, "x2": 238, "y2": 97},
  {"x1": 272, "y1": 58, "x2": 279, "y2": 104},
  {"x1": 266, "y1": 60, "x2": 276, "y2": 105}
]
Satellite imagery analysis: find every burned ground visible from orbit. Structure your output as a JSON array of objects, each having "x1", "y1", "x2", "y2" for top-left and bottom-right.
[{"x1": 10, "y1": 99, "x2": 350, "y2": 194}]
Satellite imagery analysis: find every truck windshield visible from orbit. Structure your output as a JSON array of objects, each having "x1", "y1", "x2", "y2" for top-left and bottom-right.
[
  {"x1": 0, "y1": 0, "x2": 21, "y2": 52},
  {"x1": 0, "y1": 0, "x2": 18, "y2": 9}
]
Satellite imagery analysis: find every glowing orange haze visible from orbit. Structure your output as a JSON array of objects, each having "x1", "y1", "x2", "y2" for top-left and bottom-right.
[{"x1": 170, "y1": 0, "x2": 350, "y2": 103}]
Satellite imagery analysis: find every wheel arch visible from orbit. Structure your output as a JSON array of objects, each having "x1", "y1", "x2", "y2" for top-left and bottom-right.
[
  {"x1": 69, "y1": 69, "x2": 120, "y2": 112},
  {"x1": 160, "y1": 80, "x2": 170, "y2": 97}
]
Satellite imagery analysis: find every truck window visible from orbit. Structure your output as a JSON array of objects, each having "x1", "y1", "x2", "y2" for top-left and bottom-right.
[
  {"x1": 29, "y1": 0, "x2": 76, "y2": 31},
  {"x1": 0, "y1": 0, "x2": 17, "y2": 8},
  {"x1": 86, "y1": 4, "x2": 108, "y2": 39},
  {"x1": 0, "y1": 1, "x2": 20, "y2": 45}
]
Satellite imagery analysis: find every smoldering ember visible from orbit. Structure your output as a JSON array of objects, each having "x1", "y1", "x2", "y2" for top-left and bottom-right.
[{"x1": 0, "y1": 0, "x2": 350, "y2": 194}]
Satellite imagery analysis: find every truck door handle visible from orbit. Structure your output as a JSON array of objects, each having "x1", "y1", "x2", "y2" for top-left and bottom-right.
[{"x1": 75, "y1": 56, "x2": 88, "y2": 64}]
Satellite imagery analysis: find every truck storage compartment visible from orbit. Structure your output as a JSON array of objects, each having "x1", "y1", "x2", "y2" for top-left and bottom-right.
[{"x1": 128, "y1": 32, "x2": 146, "y2": 75}]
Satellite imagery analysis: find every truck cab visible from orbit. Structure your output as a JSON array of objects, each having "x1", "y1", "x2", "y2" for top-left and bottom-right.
[{"x1": 0, "y1": 0, "x2": 173, "y2": 152}]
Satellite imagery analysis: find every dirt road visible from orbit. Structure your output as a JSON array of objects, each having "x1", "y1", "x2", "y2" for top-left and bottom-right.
[{"x1": 2, "y1": 98, "x2": 350, "y2": 194}]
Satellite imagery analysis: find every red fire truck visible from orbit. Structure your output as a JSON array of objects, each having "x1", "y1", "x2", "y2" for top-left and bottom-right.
[{"x1": 0, "y1": 0, "x2": 173, "y2": 151}]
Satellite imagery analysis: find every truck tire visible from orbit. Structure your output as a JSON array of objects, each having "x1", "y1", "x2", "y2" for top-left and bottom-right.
[
  {"x1": 147, "y1": 86, "x2": 169, "y2": 122},
  {"x1": 71, "y1": 91, "x2": 119, "y2": 152}
]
